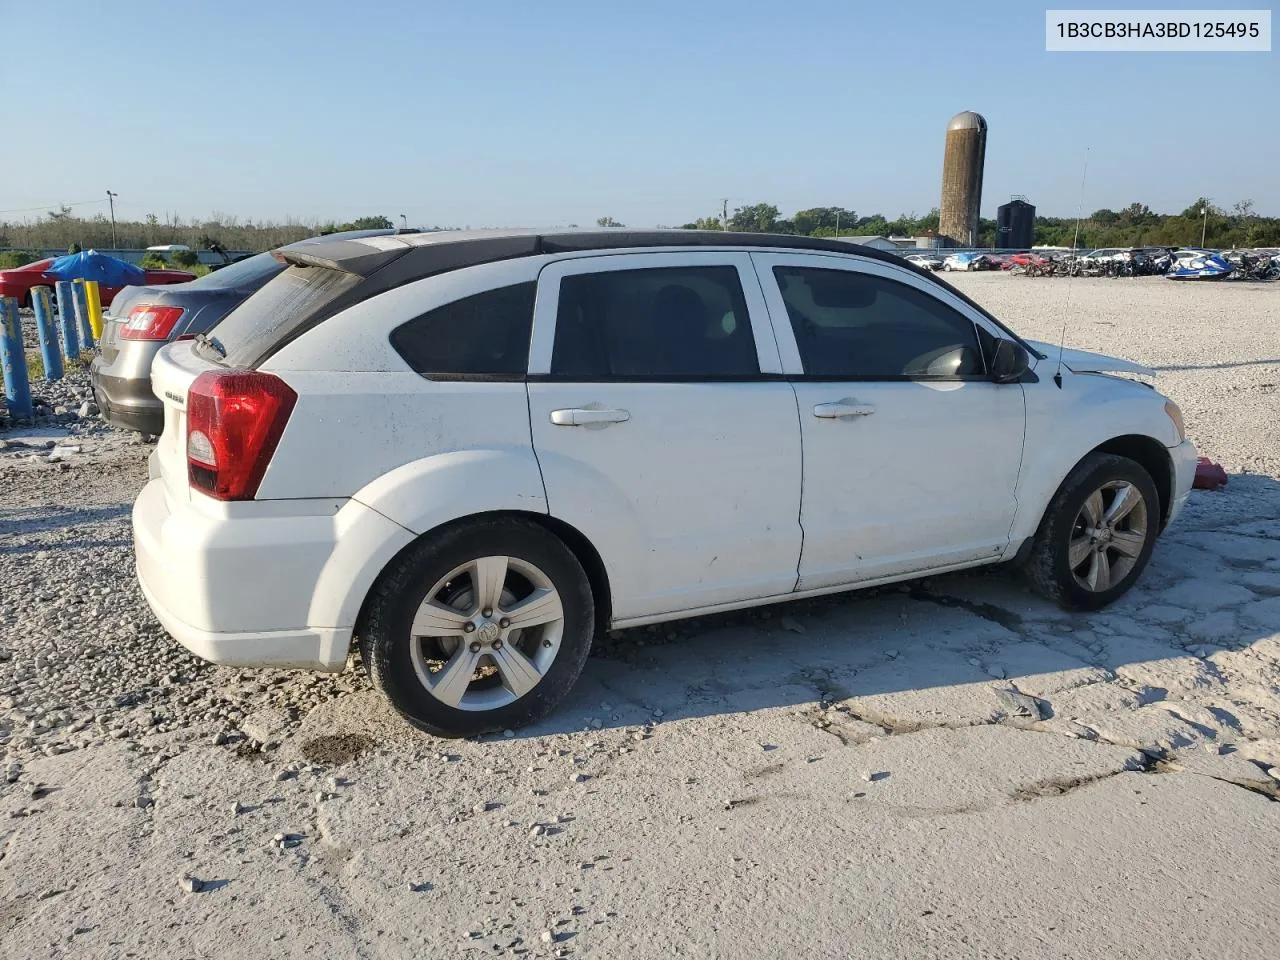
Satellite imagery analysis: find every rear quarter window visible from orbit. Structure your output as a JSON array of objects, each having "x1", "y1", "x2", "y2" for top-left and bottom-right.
[{"x1": 389, "y1": 282, "x2": 536, "y2": 379}]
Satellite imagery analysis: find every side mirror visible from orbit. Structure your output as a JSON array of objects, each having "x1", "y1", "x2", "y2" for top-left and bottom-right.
[{"x1": 990, "y1": 340, "x2": 1030, "y2": 383}]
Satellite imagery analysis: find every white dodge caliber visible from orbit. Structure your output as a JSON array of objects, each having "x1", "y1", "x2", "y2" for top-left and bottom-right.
[{"x1": 134, "y1": 230, "x2": 1197, "y2": 736}]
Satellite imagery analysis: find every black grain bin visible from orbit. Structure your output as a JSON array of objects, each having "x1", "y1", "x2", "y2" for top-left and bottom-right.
[{"x1": 996, "y1": 197, "x2": 1035, "y2": 249}]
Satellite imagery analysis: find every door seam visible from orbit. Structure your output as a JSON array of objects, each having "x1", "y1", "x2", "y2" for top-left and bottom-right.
[
  {"x1": 1003, "y1": 383, "x2": 1029, "y2": 544},
  {"x1": 523, "y1": 380, "x2": 552, "y2": 515},
  {"x1": 787, "y1": 379, "x2": 805, "y2": 593}
]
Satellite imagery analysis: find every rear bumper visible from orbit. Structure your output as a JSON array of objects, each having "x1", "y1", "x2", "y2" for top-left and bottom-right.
[
  {"x1": 1167, "y1": 439, "x2": 1197, "y2": 527},
  {"x1": 133, "y1": 479, "x2": 346, "y2": 670},
  {"x1": 91, "y1": 363, "x2": 164, "y2": 435},
  {"x1": 132, "y1": 477, "x2": 413, "y2": 671},
  {"x1": 136, "y1": 571, "x2": 349, "y2": 671}
]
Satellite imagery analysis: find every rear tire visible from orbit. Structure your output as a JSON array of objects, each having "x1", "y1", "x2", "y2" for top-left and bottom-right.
[
  {"x1": 1023, "y1": 453, "x2": 1160, "y2": 611},
  {"x1": 359, "y1": 517, "x2": 595, "y2": 737}
]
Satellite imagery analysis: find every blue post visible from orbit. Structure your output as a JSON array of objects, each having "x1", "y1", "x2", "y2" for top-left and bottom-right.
[
  {"x1": 1, "y1": 297, "x2": 34, "y2": 421},
  {"x1": 55, "y1": 280, "x2": 80, "y2": 360},
  {"x1": 72, "y1": 281, "x2": 94, "y2": 349},
  {"x1": 32, "y1": 286, "x2": 63, "y2": 381}
]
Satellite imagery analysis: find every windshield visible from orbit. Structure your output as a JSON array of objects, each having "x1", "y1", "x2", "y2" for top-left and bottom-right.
[
  {"x1": 206, "y1": 263, "x2": 360, "y2": 367},
  {"x1": 184, "y1": 252, "x2": 283, "y2": 290}
]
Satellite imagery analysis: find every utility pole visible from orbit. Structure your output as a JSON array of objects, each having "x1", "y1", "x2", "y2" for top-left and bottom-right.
[
  {"x1": 835, "y1": 211, "x2": 841, "y2": 240},
  {"x1": 1200, "y1": 205, "x2": 1208, "y2": 247},
  {"x1": 106, "y1": 190, "x2": 118, "y2": 248},
  {"x1": 720, "y1": 198, "x2": 729, "y2": 231}
]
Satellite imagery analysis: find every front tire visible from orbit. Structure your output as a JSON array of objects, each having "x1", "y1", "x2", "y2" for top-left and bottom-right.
[
  {"x1": 359, "y1": 517, "x2": 595, "y2": 737},
  {"x1": 1023, "y1": 453, "x2": 1160, "y2": 610}
]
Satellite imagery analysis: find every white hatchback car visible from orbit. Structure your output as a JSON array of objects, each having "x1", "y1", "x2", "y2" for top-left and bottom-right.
[{"x1": 134, "y1": 230, "x2": 1197, "y2": 736}]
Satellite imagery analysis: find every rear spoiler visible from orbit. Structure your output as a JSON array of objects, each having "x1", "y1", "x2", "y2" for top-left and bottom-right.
[{"x1": 273, "y1": 237, "x2": 414, "y2": 278}]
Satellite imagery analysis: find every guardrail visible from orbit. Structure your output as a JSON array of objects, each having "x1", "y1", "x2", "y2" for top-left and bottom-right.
[{"x1": 1, "y1": 280, "x2": 103, "y2": 423}]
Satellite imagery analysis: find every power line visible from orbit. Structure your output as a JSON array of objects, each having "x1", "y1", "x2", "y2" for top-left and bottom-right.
[{"x1": 0, "y1": 198, "x2": 109, "y2": 216}]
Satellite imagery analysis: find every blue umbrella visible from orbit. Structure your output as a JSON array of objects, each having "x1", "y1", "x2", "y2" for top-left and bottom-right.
[{"x1": 45, "y1": 250, "x2": 145, "y2": 287}]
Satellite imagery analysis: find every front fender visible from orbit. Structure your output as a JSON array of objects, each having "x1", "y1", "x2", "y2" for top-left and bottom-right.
[{"x1": 1011, "y1": 375, "x2": 1178, "y2": 543}]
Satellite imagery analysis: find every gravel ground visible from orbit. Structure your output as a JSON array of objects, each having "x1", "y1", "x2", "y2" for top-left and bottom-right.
[{"x1": 1, "y1": 276, "x2": 1278, "y2": 958}]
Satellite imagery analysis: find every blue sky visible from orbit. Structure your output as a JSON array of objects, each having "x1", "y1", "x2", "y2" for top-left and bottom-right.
[{"x1": 3, "y1": 1, "x2": 1275, "y2": 227}]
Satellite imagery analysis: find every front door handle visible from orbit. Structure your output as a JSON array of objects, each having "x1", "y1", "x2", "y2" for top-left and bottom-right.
[
  {"x1": 813, "y1": 400, "x2": 876, "y2": 419},
  {"x1": 550, "y1": 407, "x2": 631, "y2": 426}
]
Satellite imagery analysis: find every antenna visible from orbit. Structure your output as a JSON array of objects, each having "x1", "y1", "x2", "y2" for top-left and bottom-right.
[{"x1": 1054, "y1": 148, "x2": 1089, "y2": 389}]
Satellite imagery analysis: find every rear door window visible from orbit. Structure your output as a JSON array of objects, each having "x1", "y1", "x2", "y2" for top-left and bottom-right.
[
  {"x1": 550, "y1": 266, "x2": 758, "y2": 379},
  {"x1": 389, "y1": 282, "x2": 535, "y2": 379},
  {"x1": 209, "y1": 265, "x2": 359, "y2": 367}
]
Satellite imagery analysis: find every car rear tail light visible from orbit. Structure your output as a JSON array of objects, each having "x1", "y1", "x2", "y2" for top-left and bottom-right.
[
  {"x1": 186, "y1": 370, "x2": 297, "y2": 501},
  {"x1": 121, "y1": 304, "x2": 186, "y2": 340}
]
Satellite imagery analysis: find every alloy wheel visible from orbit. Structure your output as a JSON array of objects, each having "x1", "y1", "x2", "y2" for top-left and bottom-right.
[
  {"x1": 1067, "y1": 481, "x2": 1149, "y2": 592},
  {"x1": 409, "y1": 556, "x2": 565, "y2": 711}
]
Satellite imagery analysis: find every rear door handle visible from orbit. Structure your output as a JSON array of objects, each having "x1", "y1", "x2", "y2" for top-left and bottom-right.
[
  {"x1": 550, "y1": 407, "x2": 631, "y2": 426},
  {"x1": 813, "y1": 400, "x2": 876, "y2": 419}
]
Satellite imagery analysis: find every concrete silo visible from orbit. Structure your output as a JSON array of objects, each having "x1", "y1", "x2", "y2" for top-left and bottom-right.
[{"x1": 938, "y1": 111, "x2": 987, "y2": 247}]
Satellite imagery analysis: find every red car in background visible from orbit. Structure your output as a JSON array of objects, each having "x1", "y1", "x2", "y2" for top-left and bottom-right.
[
  {"x1": 0, "y1": 258, "x2": 196, "y2": 307},
  {"x1": 1006, "y1": 251, "x2": 1053, "y2": 268}
]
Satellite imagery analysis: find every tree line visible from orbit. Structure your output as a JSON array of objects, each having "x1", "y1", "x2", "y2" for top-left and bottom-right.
[
  {"x1": 1029, "y1": 200, "x2": 1277, "y2": 249},
  {"x1": 0, "y1": 209, "x2": 402, "y2": 259},
  {"x1": 611, "y1": 198, "x2": 1278, "y2": 248},
  {"x1": 3, "y1": 199, "x2": 1276, "y2": 262}
]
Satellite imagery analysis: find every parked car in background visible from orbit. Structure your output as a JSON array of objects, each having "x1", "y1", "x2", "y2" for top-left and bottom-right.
[
  {"x1": 91, "y1": 253, "x2": 284, "y2": 434},
  {"x1": 0, "y1": 257, "x2": 194, "y2": 307},
  {"x1": 91, "y1": 228, "x2": 420, "y2": 434},
  {"x1": 1006, "y1": 252, "x2": 1052, "y2": 268},
  {"x1": 904, "y1": 253, "x2": 944, "y2": 271},
  {"x1": 132, "y1": 229, "x2": 1196, "y2": 736},
  {"x1": 942, "y1": 252, "x2": 988, "y2": 271},
  {"x1": 1080, "y1": 248, "x2": 1125, "y2": 263}
]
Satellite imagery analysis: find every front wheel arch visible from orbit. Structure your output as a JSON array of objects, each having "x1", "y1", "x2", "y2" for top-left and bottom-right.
[
  {"x1": 1018, "y1": 434, "x2": 1175, "y2": 550},
  {"x1": 1022, "y1": 451, "x2": 1161, "y2": 609},
  {"x1": 1089, "y1": 434, "x2": 1173, "y2": 530}
]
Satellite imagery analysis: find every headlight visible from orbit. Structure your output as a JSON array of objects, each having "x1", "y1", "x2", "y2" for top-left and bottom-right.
[{"x1": 1164, "y1": 400, "x2": 1186, "y2": 442}]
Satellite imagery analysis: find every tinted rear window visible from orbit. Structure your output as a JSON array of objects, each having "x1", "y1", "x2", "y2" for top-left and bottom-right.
[
  {"x1": 184, "y1": 252, "x2": 283, "y2": 290},
  {"x1": 550, "y1": 266, "x2": 758, "y2": 379},
  {"x1": 210, "y1": 265, "x2": 359, "y2": 367}
]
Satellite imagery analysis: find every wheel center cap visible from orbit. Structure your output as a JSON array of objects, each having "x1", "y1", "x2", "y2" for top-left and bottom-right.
[{"x1": 476, "y1": 621, "x2": 501, "y2": 644}]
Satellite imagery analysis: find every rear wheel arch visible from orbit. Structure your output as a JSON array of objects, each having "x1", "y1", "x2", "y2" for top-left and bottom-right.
[
  {"x1": 356, "y1": 513, "x2": 597, "y2": 736},
  {"x1": 354, "y1": 509, "x2": 613, "y2": 644}
]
